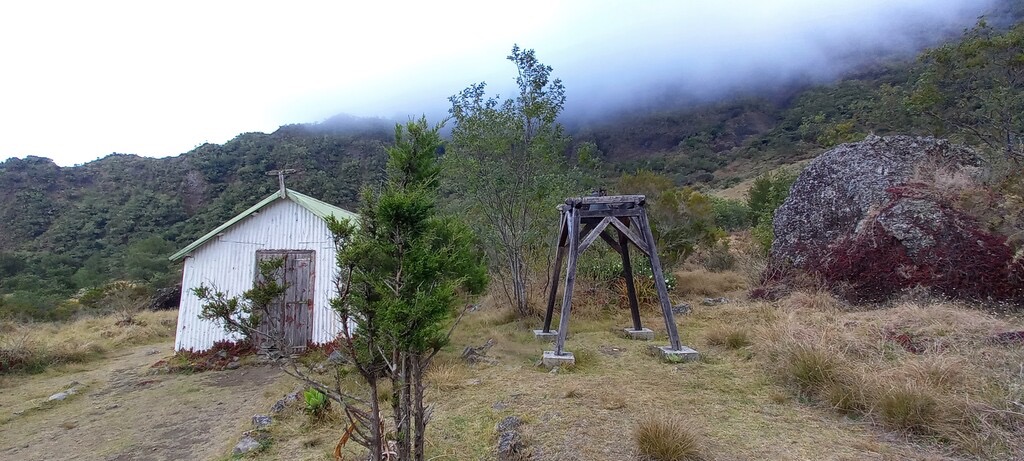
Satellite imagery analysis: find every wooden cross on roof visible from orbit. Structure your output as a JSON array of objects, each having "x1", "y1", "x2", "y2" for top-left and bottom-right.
[
  {"x1": 537, "y1": 193, "x2": 698, "y2": 366},
  {"x1": 266, "y1": 169, "x2": 298, "y2": 197}
]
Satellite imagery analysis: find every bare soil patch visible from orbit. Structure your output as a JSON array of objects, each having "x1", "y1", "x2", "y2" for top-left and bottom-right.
[{"x1": 0, "y1": 341, "x2": 284, "y2": 461}]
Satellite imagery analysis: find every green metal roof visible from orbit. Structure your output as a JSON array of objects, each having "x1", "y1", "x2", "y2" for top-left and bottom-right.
[{"x1": 169, "y1": 189, "x2": 357, "y2": 261}]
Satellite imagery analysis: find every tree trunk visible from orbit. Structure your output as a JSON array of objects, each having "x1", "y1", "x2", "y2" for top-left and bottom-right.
[
  {"x1": 396, "y1": 352, "x2": 412, "y2": 460},
  {"x1": 509, "y1": 249, "x2": 529, "y2": 317},
  {"x1": 369, "y1": 380, "x2": 383, "y2": 461},
  {"x1": 412, "y1": 354, "x2": 427, "y2": 461}
]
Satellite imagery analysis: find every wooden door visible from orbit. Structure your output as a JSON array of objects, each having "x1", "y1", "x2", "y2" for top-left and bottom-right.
[{"x1": 254, "y1": 250, "x2": 315, "y2": 354}]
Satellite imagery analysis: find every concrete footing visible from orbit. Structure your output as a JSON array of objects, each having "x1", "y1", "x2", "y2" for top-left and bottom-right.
[
  {"x1": 542, "y1": 351, "x2": 576, "y2": 367},
  {"x1": 532, "y1": 330, "x2": 558, "y2": 341},
  {"x1": 652, "y1": 345, "x2": 699, "y2": 362},
  {"x1": 621, "y1": 327, "x2": 655, "y2": 340}
]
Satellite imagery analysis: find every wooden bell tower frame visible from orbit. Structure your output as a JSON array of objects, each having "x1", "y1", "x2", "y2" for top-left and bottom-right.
[{"x1": 537, "y1": 194, "x2": 698, "y2": 364}]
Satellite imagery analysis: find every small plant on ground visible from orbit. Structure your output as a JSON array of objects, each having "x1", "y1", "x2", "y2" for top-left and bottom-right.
[
  {"x1": 303, "y1": 387, "x2": 331, "y2": 423},
  {"x1": 633, "y1": 414, "x2": 703, "y2": 461}
]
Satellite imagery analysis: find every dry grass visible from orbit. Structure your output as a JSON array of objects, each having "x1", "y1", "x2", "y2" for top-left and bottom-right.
[
  {"x1": 427, "y1": 359, "x2": 471, "y2": 391},
  {"x1": 633, "y1": 414, "x2": 703, "y2": 461},
  {"x1": 757, "y1": 294, "x2": 1024, "y2": 457},
  {"x1": 673, "y1": 269, "x2": 746, "y2": 297},
  {"x1": 235, "y1": 274, "x2": 1023, "y2": 460},
  {"x1": 703, "y1": 326, "x2": 750, "y2": 349},
  {"x1": 0, "y1": 310, "x2": 176, "y2": 374}
]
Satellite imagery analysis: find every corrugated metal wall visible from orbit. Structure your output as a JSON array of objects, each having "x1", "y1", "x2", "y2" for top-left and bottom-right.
[{"x1": 175, "y1": 199, "x2": 346, "y2": 351}]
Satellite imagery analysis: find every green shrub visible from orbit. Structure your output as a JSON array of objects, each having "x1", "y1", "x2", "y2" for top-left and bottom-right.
[
  {"x1": 747, "y1": 171, "x2": 796, "y2": 226},
  {"x1": 303, "y1": 388, "x2": 331, "y2": 422},
  {"x1": 710, "y1": 196, "x2": 751, "y2": 231},
  {"x1": 751, "y1": 212, "x2": 775, "y2": 255}
]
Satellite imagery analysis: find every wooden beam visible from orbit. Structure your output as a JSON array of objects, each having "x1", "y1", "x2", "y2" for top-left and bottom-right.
[
  {"x1": 555, "y1": 208, "x2": 581, "y2": 356},
  {"x1": 608, "y1": 217, "x2": 649, "y2": 256},
  {"x1": 543, "y1": 244, "x2": 566, "y2": 332},
  {"x1": 578, "y1": 207, "x2": 644, "y2": 219},
  {"x1": 619, "y1": 229, "x2": 643, "y2": 331},
  {"x1": 567, "y1": 195, "x2": 646, "y2": 205},
  {"x1": 544, "y1": 211, "x2": 569, "y2": 332},
  {"x1": 578, "y1": 217, "x2": 612, "y2": 254},
  {"x1": 638, "y1": 210, "x2": 682, "y2": 350}
]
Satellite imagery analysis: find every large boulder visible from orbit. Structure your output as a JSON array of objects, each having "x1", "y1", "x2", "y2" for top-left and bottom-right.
[
  {"x1": 772, "y1": 135, "x2": 984, "y2": 265},
  {"x1": 770, "y1": 135, "x2": 1024, "y2": 302}
]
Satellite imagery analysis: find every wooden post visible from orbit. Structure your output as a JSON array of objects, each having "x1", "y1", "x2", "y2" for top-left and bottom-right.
[
  {"x1": 543, "y1": 210, "x2": 568, "y2": 332},
  {"x1": 554, "y1": 206, "x2": 580, "y2": 356},
  {"x1": 638, "y1": 207, "x2": 682, "y2": 350},
  {"x1": 266, "y1": 169, "x2": 298, "y2": 197},
  {"x1": 618, "y1": 220, "x2": 643, "y2": 331}
]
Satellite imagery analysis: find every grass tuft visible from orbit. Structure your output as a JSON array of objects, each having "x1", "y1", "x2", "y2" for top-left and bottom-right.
[
  {"x1": 785, "y1": 344, "x2": 840, "y2": 392},
  {"x1": 633, "y1": 414, "x2": 703, "y2": 461},
  {"x1": 704, "y1": 327, "x2": 751, "y2": 349},
  {"x1": 877, "y1": 383, "x2": 942, "y2": 433}
]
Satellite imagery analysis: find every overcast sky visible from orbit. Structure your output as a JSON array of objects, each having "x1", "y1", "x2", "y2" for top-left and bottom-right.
[{"x1": 0, "y1": 0, "x2": 997, "y2": 166}]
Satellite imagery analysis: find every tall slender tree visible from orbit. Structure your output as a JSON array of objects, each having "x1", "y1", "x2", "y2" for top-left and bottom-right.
[
  {"x1": 447, "y1": 45, "x2": 571, "y2": 317},
  {"x1": 329, "y1": 117, "x2": 487, "y2": 460}
]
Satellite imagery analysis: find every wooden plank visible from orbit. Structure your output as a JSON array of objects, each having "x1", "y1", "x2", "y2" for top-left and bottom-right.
[
  {"x1": 557, "y1": 213, "x2": 569, "y2": 247},
  {"x1": 608, "y1": 217, "x2": 649, "y2": 256},
  {"x1": 578, "y1": 207, "x2": 643, "y2": 218},
  {"x1": 285, "y1": 251, "x2": 315, "y2": 352},
  {"x1": 637, "y1": 210, "x2": 682, "y2": 350},
  {"x1": 254, "y1": 251, "x2": 286, "y2": 351},
  {"x1": 619, "y1": 230, "x2": 643, "y2": 331},
  {"x1": 542, "y1": 245, "x2": 566, "y2": 332},
  {"x1": 555, "y1": 208, "x2": 581, "y2": 356},
  {"x1": 568, "y1": 195, "x2": 646, "y2": 205},
  {"x1": 544, "y1": 211, "x2": 569, "y2": 332},
  {"x1": 578, "y1": 217, "x2": 612, "y2": 254}
]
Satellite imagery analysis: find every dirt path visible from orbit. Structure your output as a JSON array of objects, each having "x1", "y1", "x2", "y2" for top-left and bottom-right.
[{"x1": 0, "y1": 342, "x2": 286, "y2": 461}]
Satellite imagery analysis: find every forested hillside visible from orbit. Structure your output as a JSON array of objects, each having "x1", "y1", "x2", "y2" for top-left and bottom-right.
[
  {"x1": 0, "y1": 117, "x2": 391, "y2": 317},
  {"x1": 2, "y1": 18, "x2": 1021, "y2": 319}
]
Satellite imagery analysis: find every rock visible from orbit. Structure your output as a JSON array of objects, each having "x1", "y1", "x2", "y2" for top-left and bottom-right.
[
  {"x1": 252, "y1": 414, "x2": 272, "y2": 429},
  {"x1": 327, "y1": 350, "x2": 346, "y2": 364},
  {"x1": 147, "y1": 285, "x2": 181, "y2": 310},
  {"x1": 492, "y1": 401, "x2": 508, "y2": 410},
  {"x1": 701, "y1": 297, "x2": 729, "y2": 306},
  {"x1": 271, "y1": 390, "x2": 302, "y2": 413},
  {"x1": 495, "y1": 416, "x2": 525, "y2": 461},
  {"x1": 225, "y1": 361, "x2": 241, "y2": 370},
  {"x1": 672, "y1": 303, "x2": 691, "y2": 315},
  {"x1": 772, "y1": 135, "x2": 985, "y2": 268},
  {"x1": 48, "y1": 383, "x2": 82, "y2": 402},
  {"x1": 548, "y1": 367, "x2": 559, "y2": 375},
  {"x1": 232, "y1": 435, "x2": 262, "y2": 456},
  {"x1": 215, "y1": 350, "x2": 229, "y2": 360},
  {"x1": 145, "y1": 348, "x2": 160, "y2": 356},
  {"x1": 461, "y1": 339, "x2": 498, "y2": 365},
  {"x1": 496, "y1": 415, "x2": 522, "y2": 433},
  {"x1": 770, "y1": 135, "x2": 1023, "y2": 302},
  {"x1": 823, "y1": 193, "x2": 1024, "y2": 302}
]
